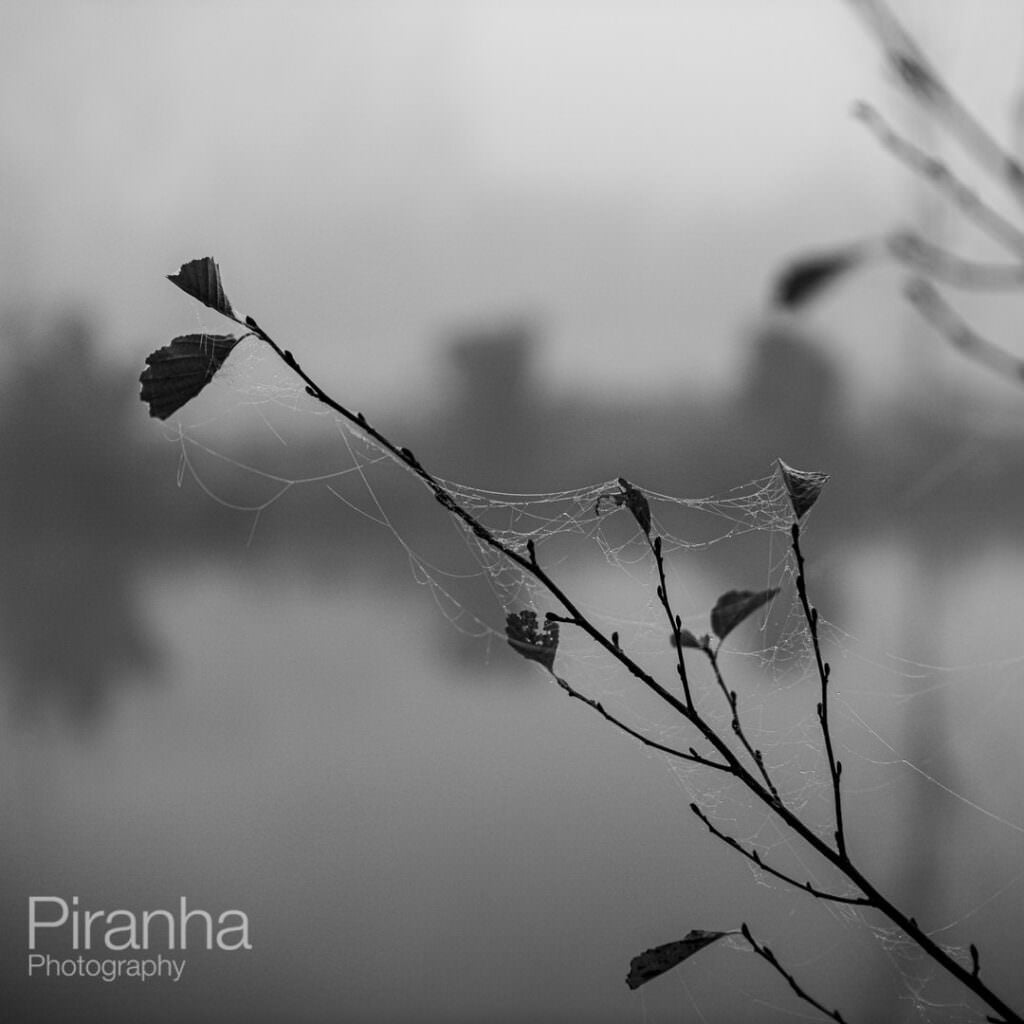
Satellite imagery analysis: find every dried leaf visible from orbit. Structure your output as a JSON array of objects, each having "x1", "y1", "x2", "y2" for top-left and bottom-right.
[
  {"x1": 617, "y1": 478, "x2": 652, "y2": 536},
  {"x1": 774, "y1": 247, "x2": 862, "y2": 309},
  {"x1": 777, "y1": 459, "x2": 830, "y2": 519},
  {"x1": 674, "y1": 629, "x2": 704, "y2": 650},
  {"x1": 139, "y1": 333, "x2": 241, "y2": 419},
  {"x1": 596, "y1": 478, "x2": 652, "y2": 535},
  {"x1": 595, "y1": 479, "x2": 652, "y2": 537},
  {"x1": 626, "y1": 930, "x2": 729, "y2": 990},
  {"x1": 505, "y1": 610, "x2": 559, "y2": 672},
  {"x1": 167, "y1": 257, "x2": 236, "y2": 319},
  {"x1": 710, "y1": 588, "x2": 779, "y2": 642}
]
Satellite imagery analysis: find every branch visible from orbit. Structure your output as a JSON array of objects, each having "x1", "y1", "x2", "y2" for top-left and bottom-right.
[
  {"x1": 551, "y1": 672, "x2": 729, "y2": 772},
  {"x1": 705, "y1": 645, "x2": 781, "y2": 805},
  {"x1": 888, "y1": 231, "x2": 1024, "y2": 290},
  {"x1": 651, "y1": 534, "x2": 694, "y2": 706},
  {"x1": 905, "y1": 277, "x2": 1024, "y2": 386},
  {"x1": 741, "y1": 923, "x2": 849, "y2": 1023},
  {"x1": 791, "y1": 523, "x2": 846, "y2": 859},
  {"x1": 690, "y1": 804, "x2": 869, "y2": 906},
  {"x1": 856, "y1": 103, "x2": 1024, "y2": 256}
]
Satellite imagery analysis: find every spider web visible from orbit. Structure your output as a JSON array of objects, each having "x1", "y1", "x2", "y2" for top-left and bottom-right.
[{"x1": 156, "y1": 344, "x2": 1024, "y2": 1023}]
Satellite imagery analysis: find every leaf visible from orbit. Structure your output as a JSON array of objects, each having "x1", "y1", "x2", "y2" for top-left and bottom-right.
[
  {"x1": 139, "y1": 333, "x2": 241, "y2": 419},
  {"x1": 710, "y1": 588, "x2": 779, "y2": 642},
  {"x1": 777, "y1": 459, "x2": 830, "y2": 519},
  {"x1": 167, "y1": 257, "x2": 236, "y2": 319},
  {"x1": 673, "y1": 629, "x2": 705, "y2": 650},
  {"x1": 626, "y1": 930, "x2": 729, "y2": 990},
  {"x1": 596, "y1": 478, "x2": 652, "y2": 536},
  {"x1": 617, "y1": 478, "x2": 651, "y2": 536},
  {"x1": 505, "y1": 610, "x2": 559, "y2": 672},
  {"x1": 773, "y1": 246, "x2": 863, "y2": 309},
  {"x1": 595, "y1": 479, "x2": 652, "y2": 537}
]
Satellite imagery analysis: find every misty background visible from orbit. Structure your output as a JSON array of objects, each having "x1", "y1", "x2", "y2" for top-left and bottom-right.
[{"x1": 4, "y1": 2, "x2": 1024, "y2": 1022}]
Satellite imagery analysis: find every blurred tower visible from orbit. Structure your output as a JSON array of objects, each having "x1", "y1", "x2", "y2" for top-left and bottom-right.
[
  {"x1": 739, "y1": 315, "x2": 846, "y2": 468},
  {"x1": 445, "y1": 316, "x2": 542, "y2": 489}
]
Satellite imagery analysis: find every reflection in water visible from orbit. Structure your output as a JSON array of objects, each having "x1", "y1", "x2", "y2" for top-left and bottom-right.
[{"x1": 0, "y1": 537, "x2": 158, "y2": 723}]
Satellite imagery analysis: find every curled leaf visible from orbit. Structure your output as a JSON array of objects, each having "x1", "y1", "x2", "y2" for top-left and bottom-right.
[
  {"x1": 626, "y1": 930, "x2": 729, "y2": 990},
  {"x1": 773, "y1": 246, "x2": 863, "y2": 309},
  {"x1": 777, "y1": 459, "x2": 830, "y2": 519},
  {"x1": 139, "y1": 333, "x2": 241, "y2": 419},
  {"x1": 505, "y1": 610, "x2": 559, "y2": 672},
  {"x1": 618, "y1": 478, "x2": 651, "y2": 536},
  {"x1": 168, "y1": 257, "x2": 236, "y2": 319},
  {"x1": 595, "y1": 478, "x2": 651, "y2": 537},
  {"x1": 710, "y1": 588, "x2": 779, "y2": 642}
]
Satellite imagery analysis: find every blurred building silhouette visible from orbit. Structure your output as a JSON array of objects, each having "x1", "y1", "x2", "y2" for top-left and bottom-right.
[
  {"x1": 739, "y1": 315, "x2": 846, "y2": 467},
  {"x1": 440, "y1": 316, "x2": 545, "y2": 489},
  {"x1": 0, "y1": 314, "x2": 160, "y2": 724}
]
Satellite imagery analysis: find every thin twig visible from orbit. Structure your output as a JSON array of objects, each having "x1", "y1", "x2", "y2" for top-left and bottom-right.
[
  {"x1": 741, "y1": 923, "x2": 848, "y2": 1023},
  {"x1": 705, "y1": 645, "x2": 781, "y2": 804},
  {"x1": 651, "y1": 534, "x2": 693, "y2": 706},
  {"x1": 551, "y1": 673, "x2": 728, "y2": 771},
  {"x1": 791, "y1": 523, "x2": 845, "y2": 859},
  {"x1": 690, "y1": 804, "x2": 869, "y2": 906}
]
